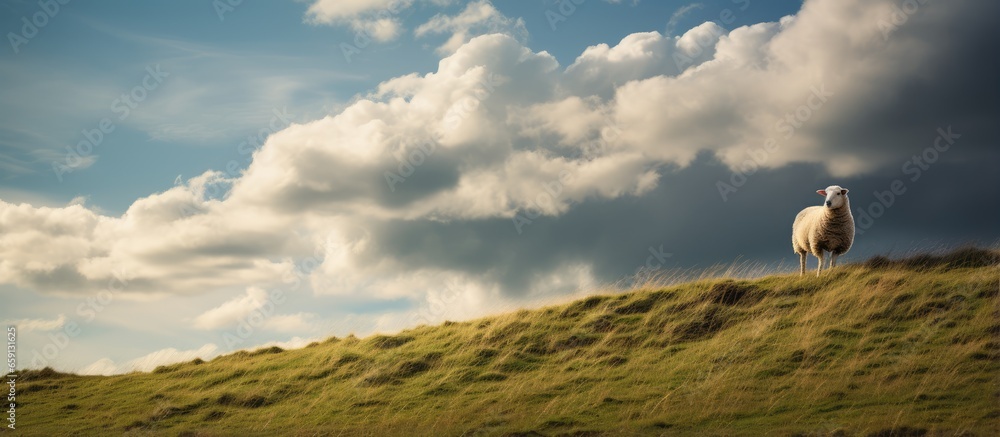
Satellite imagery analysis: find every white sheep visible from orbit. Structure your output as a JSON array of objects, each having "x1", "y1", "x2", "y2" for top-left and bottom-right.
[{"x1": 792, "y1": 185, "x2": 855, "y2": 276}]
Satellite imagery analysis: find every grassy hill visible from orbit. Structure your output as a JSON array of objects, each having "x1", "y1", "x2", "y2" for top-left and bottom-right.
[{"x1": 10, "y1": 248, "x2": 1000, "y2": 436}]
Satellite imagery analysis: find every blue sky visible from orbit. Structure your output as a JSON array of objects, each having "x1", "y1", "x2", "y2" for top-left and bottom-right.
[
  {"x1": 2, "y1": 0, "x2": 997, "y2": 374},
  {"x1": 0, "y1": 0, "x2": 801, "y2": 212}
]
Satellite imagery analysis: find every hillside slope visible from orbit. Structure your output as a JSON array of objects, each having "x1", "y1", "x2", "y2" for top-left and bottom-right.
[{"x1": 11, "y1": 248, "x2": 1000, "y2": 436}]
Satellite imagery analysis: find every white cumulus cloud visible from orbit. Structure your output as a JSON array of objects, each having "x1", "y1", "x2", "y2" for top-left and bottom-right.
[
  {"x1": 79, "y1": 343, "x2": 219, "y2": 375},
  {"x1": 192, "y1": 287, "x2": 270, "y2": 330},
  {"x1": 192, "y1": 287, "x2": 319, "y2": 333}
]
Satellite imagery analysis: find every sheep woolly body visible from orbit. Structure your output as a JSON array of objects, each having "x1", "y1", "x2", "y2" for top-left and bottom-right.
[{"x1": 792, "y1": 185, "x2": 855, "y2": 276}]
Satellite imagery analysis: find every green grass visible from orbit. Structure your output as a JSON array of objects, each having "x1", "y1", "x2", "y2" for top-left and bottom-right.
[{"x1": 10, "y1": 247, "x2": 1000, "y2": 436}]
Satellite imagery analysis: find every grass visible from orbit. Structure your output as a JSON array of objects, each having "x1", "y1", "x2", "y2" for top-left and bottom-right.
[{"x1": 9, "y1": 247, "x2": 1000, "y2": 436}]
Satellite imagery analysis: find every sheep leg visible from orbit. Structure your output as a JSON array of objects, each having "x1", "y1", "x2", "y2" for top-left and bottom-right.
[
  {"x1": 816, "y1": 252, "x2": 825, "y2": 277},
  {"x1": 830, "y1": 253, "x2": 839, "y2": 269},
  {"x1": 799, "y1": 252, "x2": 807, "y2": 276}
]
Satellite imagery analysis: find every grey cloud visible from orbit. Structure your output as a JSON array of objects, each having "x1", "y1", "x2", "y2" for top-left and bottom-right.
[
  {"x1": 356, "y1": 151, "x2": 999, "y2": 298},
  {"x1": 796, "y1": 1, "x2": 1000, "y2": 167}
]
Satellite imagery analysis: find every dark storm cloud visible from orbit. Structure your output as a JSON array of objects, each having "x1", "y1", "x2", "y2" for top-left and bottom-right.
[
  {"x1": 803, "y1": 1, "x2": 1000, "y2": 165},
  {"x1": 364, "y1": 150, "x2": 999, "y2": 296}
]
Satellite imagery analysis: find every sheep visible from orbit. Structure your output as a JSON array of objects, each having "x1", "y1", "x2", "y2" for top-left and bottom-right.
[{"x1": 792, "y1": 185, "x2": 855, "y2": 276}]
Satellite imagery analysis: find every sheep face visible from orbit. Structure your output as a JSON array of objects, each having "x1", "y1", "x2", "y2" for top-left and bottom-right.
[{"x1": 817, "y1": 185, "x2": 849, "y2": 209}]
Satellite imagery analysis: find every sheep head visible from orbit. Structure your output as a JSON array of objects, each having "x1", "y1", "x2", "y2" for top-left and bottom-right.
[{"x1": 817, "y1": 185, "x2": 849, "y2": 209}]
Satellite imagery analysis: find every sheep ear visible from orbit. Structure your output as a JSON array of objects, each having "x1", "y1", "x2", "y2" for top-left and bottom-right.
[
  {"x1": 817, "y1": 190, "x2": 827, "y2": 196},
  {"x1": 841, "y1": 189, "x2": 849, "y2": 195}
]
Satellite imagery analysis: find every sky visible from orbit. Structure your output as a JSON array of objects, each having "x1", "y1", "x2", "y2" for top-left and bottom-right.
[{"x1": 0, "y1": 0, "x2": 997, "y2": 375}]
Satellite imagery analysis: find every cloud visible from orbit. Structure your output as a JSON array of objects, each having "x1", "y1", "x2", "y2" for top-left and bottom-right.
[
  {"x1": 1, "y1": 0, "x2": 998, "y2": 336},
  {"x1": 304, "y1": 0, "x2": 632, "y2": 46},
  {"x1": 79, "y1": 343, "x2": 219, "y2": 375},
  {"x1": 562, "y1": 23, "x2": 726, "y2": 99},
  {"x1": 666, "y1": 3, "x2": 704, "y2": 35},
  {"x1": 263, "y1": 313, "x2": 318, "y2": 333},
  {"x1": 76, "y1": 337, "x2": 321, "y2": 375},
  {"x1": 192, "y1": 287, "x2": 270, "y2": 330},
  {"x1": 0, "y1": 172, "x2": 300, "y2": 296},
  {"x1": 192, "y1": 287, "x2": 319, "y2": 333},
  {"x1": 304, "y1": 0, "x2": 455, "y2": 43},
  {"x1": 304, "y1": 0, "x2": 409, "y2": 25},
  {"x1": 248, "y1": 336, "x2": 318, "y2": 351},
  {"x1": 2, "y1": 314, "x2": 66, "y2": 332},
  {"x1": 415, "y1": 0, "x2": 527, "y2": 54},
  {"x1": 305, "y1": 0, "x2": 539, "y2": 50},
  {"x1": 351, "y1": 17, "x2": 403, "y2": 42}
]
